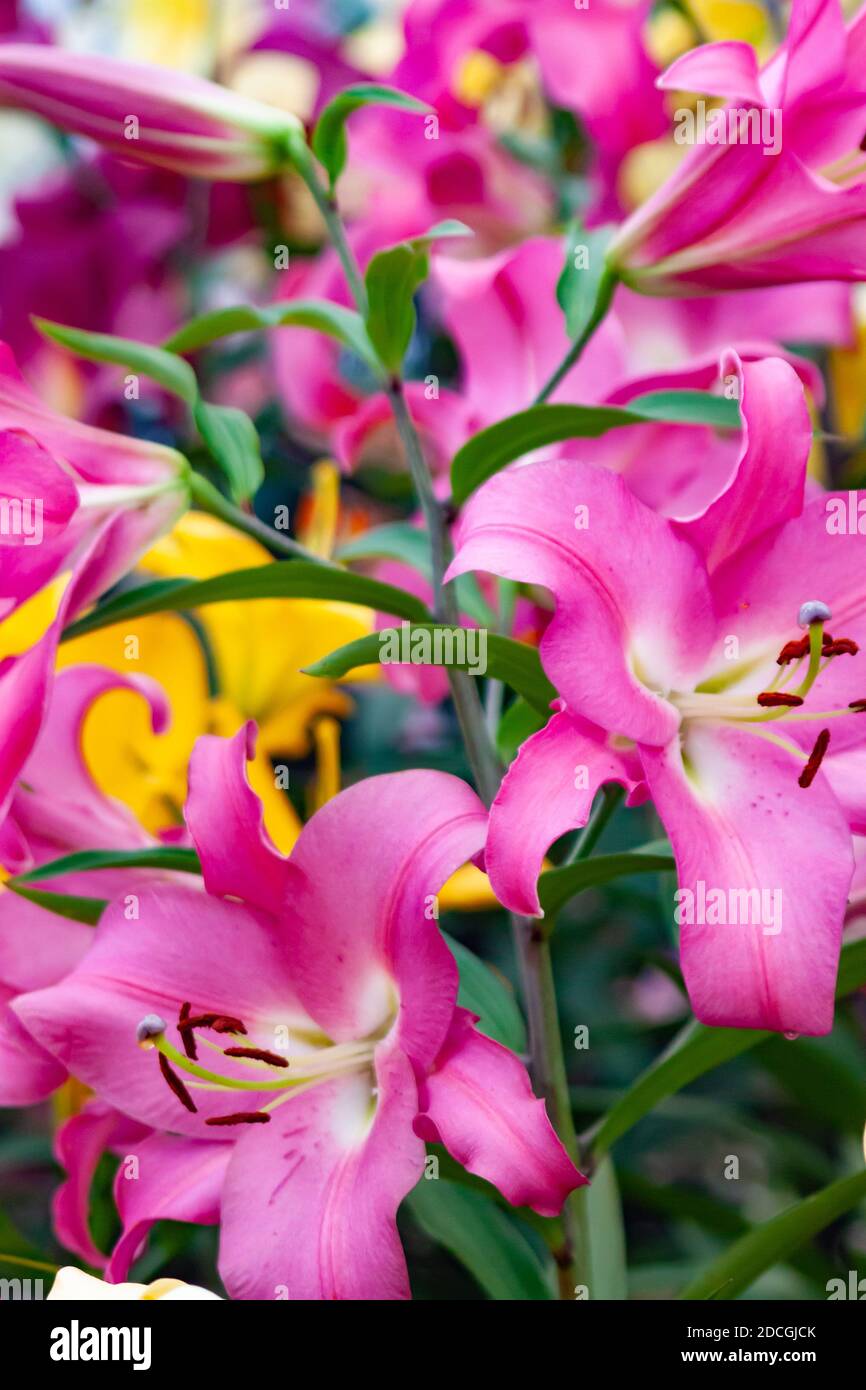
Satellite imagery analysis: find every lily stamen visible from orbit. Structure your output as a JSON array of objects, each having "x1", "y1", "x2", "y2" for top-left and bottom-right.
[{"x1": 798, "y1": 729, "x2": 831, "y2": 788}]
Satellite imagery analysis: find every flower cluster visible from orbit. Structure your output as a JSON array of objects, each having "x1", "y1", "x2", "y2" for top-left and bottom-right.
[{"x1": 0, "y1": 0, "x2": 865, "y2": 1306}]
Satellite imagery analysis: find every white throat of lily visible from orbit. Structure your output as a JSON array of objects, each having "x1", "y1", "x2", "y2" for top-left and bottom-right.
[
  {"x1": 135, "y1": 995, "x2": 397, "y2": 1129},
  {"x1": 666, "y1": 601, "x2": 862, "y2": 788}
]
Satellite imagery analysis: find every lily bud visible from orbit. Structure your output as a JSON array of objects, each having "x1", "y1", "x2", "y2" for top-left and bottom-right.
[{"x1": 0, "y1": 44, "x2": 303, "y2": 181}]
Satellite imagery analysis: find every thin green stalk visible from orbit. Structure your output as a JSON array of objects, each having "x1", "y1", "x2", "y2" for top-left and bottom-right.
[
  {"x1": 292, "y1": 143, "x2": 369, "y2": 314},
  {"x1": 292, "y1": 143, "x2": 594, "y2": 1297},
  {"x1": 566, "y1": 784, "x2": 625, "y2": 864},
  {"x1": 189, "y1": 473, "x2": 332, "y2": 565},
  {"x1": 533, "y1": 268, "x2": 618, "y2": 405}
]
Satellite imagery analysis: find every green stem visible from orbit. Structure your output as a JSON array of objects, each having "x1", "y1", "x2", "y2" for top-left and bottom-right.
[
  {"x1": 387, "y1": 379, "x2": 502, "y2": 804},
  {"x1": 515, "y1": 914, "x2": 588, "y2": 1292},
  {"x1": 533, "y1": 268, "x2": 618, "y2": 405},
  {"x1": 294, "y1": 143, "x2": 585, "y2": 1296},
  {"x1": 566, "y1": 784, "x2": 624, "y2": 864},
  {"x1": 292, "y1": 143, "x2": 369, "y2": 314},
  {"x1": 0, "y1": 1252, "x2": 60, "y2": 1275},
  {"x1": 189, "y1": 473, "x2": 331, "y2": 566}
]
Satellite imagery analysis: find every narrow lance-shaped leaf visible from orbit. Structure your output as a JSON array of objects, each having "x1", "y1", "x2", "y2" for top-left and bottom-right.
[
  {"x1": 451, "y1": 395, "x2": 741, "y2": 505},
  {"x1": 304, "y1": 625, "x2": 556, "y2": 715},
  {"x1": 443, "y1": 932, "x2": 526, "y2": 1053},
  {"x1": 312, "y1": 84, "x2": 431, "y2": 191},
  {"x1": 678, "y1": 1169, "x2": 866, "y2": 1301},
  {"x1": 62, "y1": 564, "x2": 433, "y2": 642},
  {"x1": 538, "y1": 843, "x2": 675, "y2": 919},
  {"x1": 12, "y1": 847, "x2": 201, "y2": 883},
  {"x1": 364, "y1": 221, "x2": 472, "y2": 373},
  {"x1": 405, "y1": 1179, "x2": 554, "y2": 1300},
  {"x1": 336, "y1": 522, "x2": 495, "y2": 625},
  {"x1": 35, "y1": 319, "x2": 262, "y2": 502},
  {"x1": 557, "y1": 222, "x2": 617, "y2": 340},
  {"x1": 163, "y1": 299, "x2": 378, "y2": 368},
  {"x1": 585, "y1": 937, "x2": 866, "y2": 1161}
]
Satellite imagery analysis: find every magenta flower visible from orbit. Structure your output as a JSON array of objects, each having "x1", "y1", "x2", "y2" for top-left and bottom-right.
[
  {"x1": 447, "y1": 353, "x2": 865, "y2": 1036},
  {"x1": 608, "y1": 0, "x2": 866, "y2": 292},
  {"x1": 13, "y1": 727, "x2": 582, "y2": 1299},
  {"x1": 0, "y1": 666, "x2": 170, "y2": 1107},
  {"x1": 0, "y1": 343, "x2": 188, "y2": 821},
  {"x1": 0, "y1": 341, "x2": 189, "y2": 616},
  {"x1": 0, "y1": 44, "x2": 302, "y2": 181}
]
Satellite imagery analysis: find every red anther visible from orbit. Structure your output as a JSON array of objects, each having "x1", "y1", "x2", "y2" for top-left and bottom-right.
[
  {"x1": 757, "y1": 692, "x2": 805, "y2": 707},
  {"x1": 798, "y1": 729, "x2": 831, "y2": 788},
  {"x1": 776, "y1": 636, "x2": 809, "y2": 665},
  {"x1": 179, "y1": 1012, "x2": 247, "y2": 1035},
  {"x1": 223, "y1": 1046, "x2": 288, "y2": 1068},
  {"x1": 178, "y1": 1001, "x2": 196, "y2": 1061},
  {"x1": 158, "y1": 1053, "x2": 197, "y2": 1114},
  {"x1": 848, "y1": 699, "x2": 866, "y2": 711},
  {"x1": 205, "y1": 1111, "x2": 271, "y2": 1126},
  {"x1": 211, "y1": 1016, "x2": 247, "y2": 1035},
  {"x1": 822, "y1": 638, "x2": 859, "y2": 657}
]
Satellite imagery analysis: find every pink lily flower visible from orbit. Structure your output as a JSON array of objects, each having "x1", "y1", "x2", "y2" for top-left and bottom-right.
[
  {"x1": 393, "y1": 0, "x2": 666, "y2": 221},
  {"x1": 0, "y1": 342, "x2": 188, "y2": 818},
  {"x1": 446, "y1": 352, "x2": 865, "y2": 1037},
  {"x1": 13, "y1": 727, "x2": 583, "y2": 1299},
  {"x1": 608, "y1": 0, "x2": 866, "y2": 292},
  {"x1": 0, "y1": 341, "x2": 189, "y2": 617},
  {"x1": 0, "y1": 44, "x2": 302, "y2": 181},
  {"x1": 0, "y1": 666, "x2": 170, "y2": 1106},
  {"x1": 432, "y1": 236, "x2": 848, "y2": 428}
]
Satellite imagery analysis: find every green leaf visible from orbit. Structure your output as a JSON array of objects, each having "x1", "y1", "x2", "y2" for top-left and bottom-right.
[
  {"x1": 405, "y1": 1179, "x2": 553, "y2": 1300},
  {"x1": 585, "y1": 936, "x2": 866, "y2": 1161},
  {"x1": 36, "y1": 319, "x2": 197, "y2": 402},
  {"x1": 450, "y1": 394, "x2": 739, "y2": 505},
  {"x1": 496, "y1": 697, "x2": 547, "y2": 764},
  {"x1": 303, "y1": 625, "x2": 556, "y2": 715},
  {"x1": 628, "y1": 389, "x2": 741, "y2": 430},
  {"x1": 365, "y1": 243, "x2": 430, "y2": 374},
  {"x1": 583, "y1": 1156, "x2": 628, "y2": 1300},
  {"x1": 6, "y1": 881, "x2": 107, "y2": 925},
  {"x1": 13, "y1": 846, "x2": 201, "y2": 884},
  {"x1": 35, "y1": 318, "x2": 263, "y2": 502},
  {"x1": 163, "y1": 299, "x2": 377, "y2": 368},
  {"x1": 312, "y1": 84, "x2": 430, "y2": 190},
  {"x1": 62, "y1": 563, "x2": 432, "y2": 642},
  {"x1": 678, "y1": 1169, "x2": 866, "y2": 1300},
  {"x1": 557, "y1": 222, "x2": 616, "y2": 339},
  {"x1": 443, "y1": 932, "x2": 526, "y2": 1052},
  {"x1": 537, "y1": 846, "x2": 675, "y2": 919},
  {"x1": 335, "y1": 522, "x2": 495, "y2": 625},
  {"x1": 364, "y1": 222, "x2": 471, "y2": 372},
  {"x1": 193, "y1": 400, "x2": 264, "y2": 502}
]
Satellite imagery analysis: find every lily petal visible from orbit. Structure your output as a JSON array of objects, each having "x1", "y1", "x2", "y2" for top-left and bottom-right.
[
  {"x1": 218, "y1": 1034, "x2": 423, "y2": 1300},
  {"x1": 286, "y1": 770, "x2": 487, "y2": 1066},
  {"x1": 447, "y1": 459, "x2": 716, "y2": 744},
  {"x1": 486, "y1": 707, "x2": 646, "y2": 917},
  {"x1": 639, "y1": 721, "x2": 854, "y2": 1034},
  {"x1": 108, "y1": 1132, "x2": 230, "y2": 1283},
  {"x1": 416, "y1": 1008, "x2": 584, "y2": 1216},
  {"x1": 185, "y1": 723, "x2": 292, "y2": 916}
]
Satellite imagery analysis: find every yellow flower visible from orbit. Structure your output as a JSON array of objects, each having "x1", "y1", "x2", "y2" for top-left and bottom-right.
[{"x1": 58, "y1": 508, "x2": 374, "y2": 852}]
